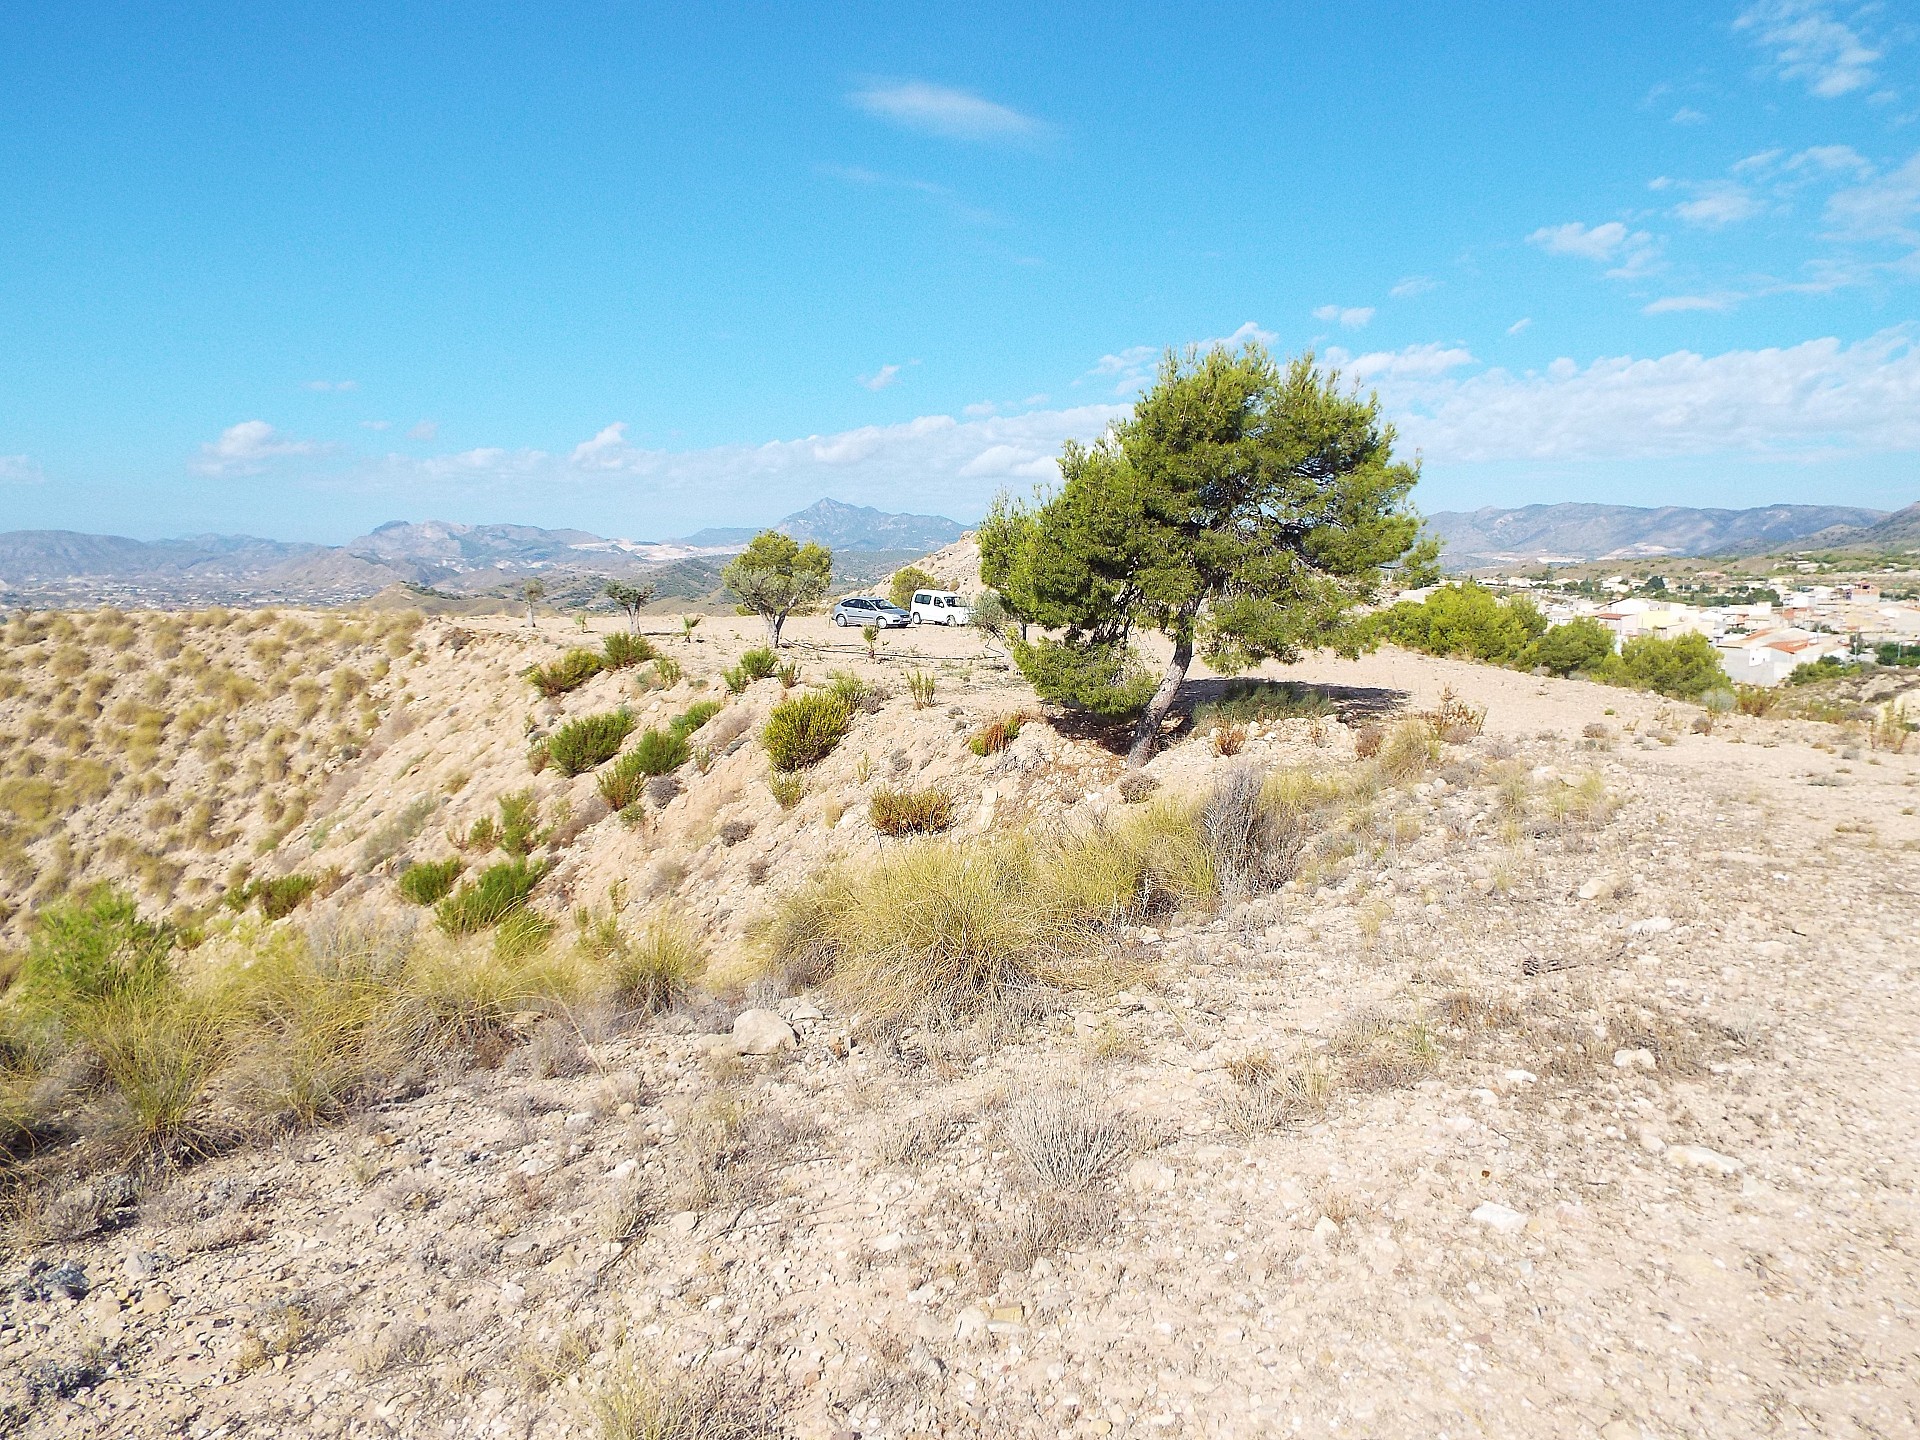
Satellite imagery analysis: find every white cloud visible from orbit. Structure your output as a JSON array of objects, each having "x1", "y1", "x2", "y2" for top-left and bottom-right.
[
  {"x1": 1389, "y1": 276, "x2": 1438, "y2": 298},
  {"x1": 408, "y1": 420, "x2": 439, "y2": 441},
  {"x1": 1203, "y1": 321, "x2": 1278, "y2": 349},
  {"x1": 1507, "y1": 318, "x2": 1533, "y2": 336},
  {"x1": 571, "y1": 422, "x2": 632, "y2": 470},
  {"x1": 1527, "y1": 221, "x2": 1661, "y2": 277},
  {"x1": 303, "y1": 379, "x2": 358, "y2": 393},
  {"x1": 1788, "y1": 144, "x2": 1873, "y2": 176},
  {"x1": 1312, "y1": 304, "x2": 1375, "y2": 329},
  {"x1": 848, "y1": 81, "x2": 1044, "y2": 142},
  {"x1": 1671, "y1": 107, "x2": 1708, "y2": 124},
  {"x1": 1087, "y1": 344, "x2": 1158, "y2": 394},
  {"x1": 0, "y1": 454, "x2": 44, "y2": 484},
  {"x1": 1736, "y1": 1, "x2": 1884, "y2": 99},
  {"x1": 1674, "y1": 181, "x2": 1762, "y2": 228},
  {"x1": 1824, "y1": 151, "x2": 1920, "y2": 244},
  {"x1": 1384, "y1": 328, "x2": 1920, "y2": 463},
  {"x1": 359, "y1": 419, "x2": 392, "y2": 431},
  {"x1": 957, "y1": 443, "x2": 1059, "y2": 481},
  {"x1": 1327, "y1": 343, "x2": 1476, "y2": 382},
  {"x1": 192, "y1": 420, "x2": 327, "y2": 477},
  {"x1": 1643, "y1": 293, "x2": 1741, "y2": 314},
  {"x1": 859, "y1": 364, "x2": 904, "y2": 391}
]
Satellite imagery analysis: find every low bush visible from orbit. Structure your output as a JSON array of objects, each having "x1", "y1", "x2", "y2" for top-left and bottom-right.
[
  {"x1": 870, "y1": 786, "x2": 954, "y2": 837},
  {"x1": 14, "y1": 885, "x2": 172, "y2": 1013},
  {"x1": 597, "y1": 753, "x2": 649, "y2": 811},
  {"x1": 906, "y1": 670, "x2": 936, "y2": 709},
  {"x1": 577, "y1": 909, "x2": 702, "y2": 1014},
  {"x1": 970, "y1": 714, "x2": 1022, "y2": 756},
  {"x1": 436, "y1": 859, "x2": 545, "y2": 934},
  {"x1": 1191, "y1": 680, "x2": 1334, "y2": 727},
  {"x1": 601, "y1": 633, "x2": 656, "y2": 670},
  {"x1": 763, "y1": 692, "x2": 852, "y2": 772},
  {"x1": 1011, "y1": 636, "x2": 1158, "y2": 720},
  {"x1": 645, "y1": 657, "x2": 683, "y2": 689},
  {"x1": 547, "y1": 710, "x2": 635, "y2": 776},
  {"x1": 670, "y1": 700, "x2": 722, "y2": 737},
  {"x1": 397, "y1": 857, "x2": 463, "y2": 905},
  {"x1": 767, "y1": 772, "x2": 803, "y2": 809},
  {"x1": 630, "y1": 728, "x2": 690, "y2": 775},
  {"x1": 828, "y1": 671, "x2": 886, "y2": 713},
  {"x1": 525, "y1": 649, "x2": 603, "y2": 697},
  {"x1": 246, "y1": 873, "x2": 319, "y2": 921}
]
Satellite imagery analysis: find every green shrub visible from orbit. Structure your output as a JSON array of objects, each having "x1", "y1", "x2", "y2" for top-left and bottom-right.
[
  {"x1": 768, "y1": 772, "x2": 803, "y2": 809},
  {"x1": 763, "y1": 692, "x2": 852, "y2": 771},
  {"x1": 577, "y1": 909, "x2": 702, "y2": 1013},
  {"x1": 647, "y1": 657, "x2": 683, "y2": 689},
  {"x1": 739, "y1": 647, "x2": 778, "y2": 681},
  {"x1": 19, "y1": 885, "x2": 173, "y2": 1012},
  {"x1": 1373, "y1": 584, "x2": 1546, "y2": 667},
  {"x1": 498, "y1": 789, "x2": 541, "y2": 856},
  {"x1": 1534, "y1": 617, "x2": 1615, "y2": 676},
  {"x1": 1603, "y1": 632, "x2": 1725, "y2": 699},
  {"x1": 1191, "y1": 680, "x2": 1334, "y2": 727},
  {"x1": 436, "y1": 859, "x2": 545, "y2": 934},
  {"x1": 670, "y1": 700, "x2": 722, "y2": 737},
  {"x1": 1011, "y1": 636, "x2": 1157, "y2": 720},
  {"x1": 906, "y1": 670, "x2": 936, "y2": 709},
  {"x1": 397, "y1": 857, "x2": 463, "y2": 905},
  {"x1": 1787, "y1": 654, "x2": 1858, "y2": 686},
  {"x1": 630, "y1": 727, "x2": 689, "y2": 775},
  {"x1": 597, "y1": 753, "x2": 649, "y2": 811},
  {"x1": 525, "y1": 649, "x2": 603, "y2": 697},
  {"x1": 247, "y1": 873, "x2": 318, "y2": 920},
  {"x1": 970, "y1": 715, "x2": 1023, "y2": 756},
  {"x1": 601, "y1": 632, "x2": 656, "y2": 670},
  {"x1": 828, "y1": 671, "x2": 883, "y2": 712},
  {"x1": 547, "y1": 710, "x2": 635, "y2": 776},
  {"x1": 870, "y1": 787, "x2": 954, "y2": 837}
]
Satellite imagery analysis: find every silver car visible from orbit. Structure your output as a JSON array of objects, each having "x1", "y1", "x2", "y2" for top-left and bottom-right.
[{"x1": 831, "y1": 596, "x2": 912, "y2": 628}]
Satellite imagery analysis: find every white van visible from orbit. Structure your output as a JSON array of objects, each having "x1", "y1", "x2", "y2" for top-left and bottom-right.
[{"x1": 909, "y1": 590, "x2": 972, "y2": 626}]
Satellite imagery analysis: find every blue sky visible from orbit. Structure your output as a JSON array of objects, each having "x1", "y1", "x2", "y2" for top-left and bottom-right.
[{"x1": 2, "y1": 1, "x2": 1917, "y2": 542}]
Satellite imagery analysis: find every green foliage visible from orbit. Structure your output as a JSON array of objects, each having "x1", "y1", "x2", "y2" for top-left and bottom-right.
[
  {"x1": 601, "y1": 632, "x2": 656, "y2": 670},
  {"x1": 1373, "y1": 584, "x2": 1547, "y2": 667},
  {"x1": 1604, "y1": 632, "x2": 1726, "y2": 699},
  {"x1": 870, "y1": 786, "x2": 955, "y2": 837},
  {"x1": 1191, "y1": 679, "x2": 1335, "y2": 728},
  {"x1": 397, "y1": 857, "x2": 463, "y2": 906},
  {"x1": 648, "y1": 656, "x2": 683, "y2": 688},
  {"x1": 525, "y1": 649, "x2": 603, "y2": 697},
  {"x1": 767, "y1": 772, "x2": 803, "y2": 809},
  {"x1": 1534, "y1": 616, "x2": 1616, "y2": 676},
  {"x1": 19, "y1": 885, "x2": 173, "y2": 1013},
  {"x1": 436, "y1": 859, "x2": 545, "y2": 934},
  {"x1": 1787, "y1": 654, "x2": 1859, "y2": 686},
  {"x1": 576, "y1": 909, "x2": 702, "y2": 1014},
  {"x1": 763, "y1": 692, "x2": 853, "y2": 772},
  {"x1": 722, "y1": 646, "x2": 779, "y2": 694},
  {"x1": 547, "y1": 710, "x2": 635, "y2": 776},
  {"x1": 498, "y1": 789, "x2": 541, "y2": 857},
  {"x1": 602, "y1": 580, "x2": 657, "y2": 631},
  {"x1": 969, "y1": 714, "x2": 1023, "y2": 756},
  {"x1": 597, "y1": 753, "x2": 649, "y2": 811},
  {"x1": 827, "y1": 671, "x2": 880, "y2": 710},
  {"x1": 721, "y1": 531, "x2": 834, "y2": 646},
  {"x1": 888, "y1": 565, "x2": 938, "y2": 611},
  {"x1": 1010, "y1": 636, "x2": 1158, "y2": 720},
  {"x1": 246, "y1": 872, "x2": 319, "y2": 920},
  {"x1": 630, "y1": 728, "x2": 690, "y2": 776},
  {"x1": 986, "y1": 345, "x2": 1426, "y2": 756},
  {"x1": 906, "y1": 670, "x2": 936, "y2": 709},
  {"x1": 670, "y1": 700, "x2": 722, "y2": 737}
]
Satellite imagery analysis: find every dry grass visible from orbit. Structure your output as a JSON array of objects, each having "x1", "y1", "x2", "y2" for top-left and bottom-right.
[
  {"x1": 589, "y1": 1355, "x2": 784, "y2": 1440},
  {"x1": 869, "y1": 786, "x2": 955, "y2": 837}
]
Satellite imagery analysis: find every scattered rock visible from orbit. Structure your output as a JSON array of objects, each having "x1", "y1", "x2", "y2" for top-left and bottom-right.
[
  {"x1": 1470, "y1": 1202, "x2": 1528, "y2": 1235},
  {"x1": 1612, "y1": 1047, "x2": 1656, "y2": 1071},
  {"x1": 1666, "y1": 1145, "x2": 1744, "y2": 1176},
  {"x1": 731, "y1": 1009, "x2": 797, "y2": 1055},
  {"x1": 1577, "y1": 875, "x2": 1619, "y2": 902}
]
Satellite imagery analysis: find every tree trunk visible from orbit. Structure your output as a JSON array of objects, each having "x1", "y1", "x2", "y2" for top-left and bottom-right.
[
  {"x1": 525, "y1": 602, "x2": 535, "y2": 627},
  {"x1": 1127, "y1": 633, "x2": 1193, "y2": 768},
  {"x1": 766, "y1": 612, "x2": 784, "y2": 649}
]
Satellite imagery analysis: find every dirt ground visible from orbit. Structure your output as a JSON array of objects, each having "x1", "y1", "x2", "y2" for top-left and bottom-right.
[{"x1": 4, "y1": 620, "x2": 1917, "y2": 1439}]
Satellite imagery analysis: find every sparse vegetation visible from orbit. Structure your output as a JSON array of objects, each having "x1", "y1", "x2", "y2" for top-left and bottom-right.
[
  {"x1": 436, "y1": 859, "x2": 546, "y2": 934},
  {"x1": 547, "y1": 710, "x2": 636, "y2": 776},
  {"x1": 525, "y1": 649, "x2": 603, "y2": 697},
  {"x1": 601, "y1": 632, "x2": 656, "y2": 670},
  {"x1": 906, "y1": 669, "x2": 937, "y2": 709},
  {"x1": 869, "y1": 786, "x2": 955, "y2": 836},
  {"x1": 762, "y1": 692, "x2": 853, "y2": 772},
  {"x1": 397, "y1": 857, "x2": 463, "y2": 905}
]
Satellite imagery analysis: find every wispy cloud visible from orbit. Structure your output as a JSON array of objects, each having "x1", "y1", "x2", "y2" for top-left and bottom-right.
[
  {"x1": 1671, "y1": 106, "x2": 1708, "y2": 124},
  {"x1": 1527, "y1": 221, "x2": 1662, "y2": 277},
  {"x1": 1674, "y1": 181, "x2": 1762, "y2": 228},
  {"x1": 1389, "y1": 276, "x2": 1438, "y2": 298},
  {"x1": 1824, "y1": 151, "x2": 1920, "y2": 245},
  {"x1": 408, "y1": 420, "x2": 439, "y2": 442},
  {"x1": 360, "y1": 419, "x2": 391, "y2": 431},
  {"x1": 0, "y1": 454, "x2": 44, "y2": 484},
  {"x1": 1327, "y1": 342, "x2": 1476, "y2": 382},
  {"x1": 818, "y1": 163, "x2": 1001, "y2": 225},
  {"x1": 1736, "y1": 1, "x2": 1884, "y2": 99},
  {"x1": 848, "y1": 80, "x2": 1045, "y2": 143},
  {"x1": 1312, "y1": 304, "x2": 1375, "y2": 329},
  {"x1": 1384, "y1": 328, "x2": 1920, "y2": 462},
  {"x1": 303, "y1": 379, "x2": 359, "y2": 393},
  {"x1": 192, "y1": 420, "x2": 328, "y2": 477},
  {"x1": 859, "y1": 363, "x2": 910, "y2": 391},
  {"x1": 1643, "y1": 293, "x2": 1742, "y2": 314},
  {"x1": 1507, "y1": 317, "x2": 1533, "y2": 336}
]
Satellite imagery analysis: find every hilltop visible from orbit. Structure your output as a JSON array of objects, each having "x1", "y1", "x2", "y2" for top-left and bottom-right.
[
  {"x1": 1427, "y1": 502, "x2": 1889, "y2": 568},
  {"x1": 0, "y1": 590, "x2": 1916, "y2": 1438}
]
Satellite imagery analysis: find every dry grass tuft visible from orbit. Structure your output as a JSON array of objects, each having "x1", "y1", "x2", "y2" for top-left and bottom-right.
[{"x1": 589, "y1": 1355, "x2": 784, "y2": 1440}]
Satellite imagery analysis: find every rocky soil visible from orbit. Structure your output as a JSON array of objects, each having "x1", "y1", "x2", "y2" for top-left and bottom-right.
[{"x1": 4, "y1": 628, "x2": 1918, "y2": 1439}]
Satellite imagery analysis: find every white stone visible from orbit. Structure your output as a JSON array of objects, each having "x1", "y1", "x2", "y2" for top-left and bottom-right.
[
  {"x1": 1470, "y1": 1202, "x2": 1528, "y2": 1235},
  {"x1": 1629, "y1": 916, "x2": 1673, "y2": 935},
  {"x1": 1577, "y1": 875, "x2": 1618, "y2": 901},
  {"x1": 1612, "y1": 1047, "x2": 1656, "y2": 1071},
  {"x1": 1311, "y1": 1216, "x2": 1341, "y2": 1244},
  {"x1": 731, "y1": 1009, "x2": 796, "y2": 1055},
  {"x1": 1666, "y1": 1145, "x2": 1744, "y2": 1176}
]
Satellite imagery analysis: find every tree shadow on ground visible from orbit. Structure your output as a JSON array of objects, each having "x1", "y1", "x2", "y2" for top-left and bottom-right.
[{"x1": 1044, "y1": 678, "x2": 1413, "y2": 759}]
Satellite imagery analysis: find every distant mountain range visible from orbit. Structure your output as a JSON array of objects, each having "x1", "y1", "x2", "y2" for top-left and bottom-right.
[
  {"x1": 0, "y1": 498, "x2": 968, "y2": 608},
  {"x1": 1429, "y1": 502, "x2": 1896, "y2": 567}
]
